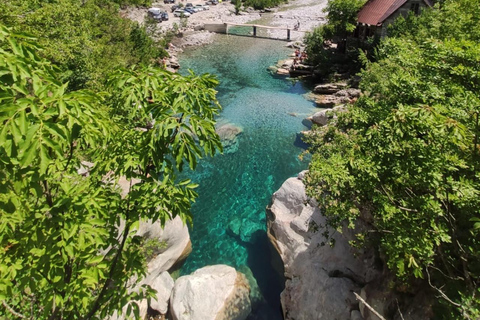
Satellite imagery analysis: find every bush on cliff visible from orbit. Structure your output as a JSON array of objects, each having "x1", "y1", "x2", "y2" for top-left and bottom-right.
[{"x1": 304, "y1": 0, "x2": 480, "y2": 318}]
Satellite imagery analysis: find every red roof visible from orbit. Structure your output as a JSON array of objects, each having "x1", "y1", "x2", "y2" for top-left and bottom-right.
[{"x1": 357, "y1": 0, "x2": 433, "y2": 26}]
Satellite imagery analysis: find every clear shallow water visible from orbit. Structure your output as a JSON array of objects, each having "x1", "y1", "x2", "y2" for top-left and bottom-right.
[{"x1": 178, "y1": 34, "x2": 316, "y2": 319}]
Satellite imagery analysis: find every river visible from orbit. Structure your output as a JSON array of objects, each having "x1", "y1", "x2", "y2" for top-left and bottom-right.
[{"x1": 178, "y1": 33, "x2": 316, "y2": 319}]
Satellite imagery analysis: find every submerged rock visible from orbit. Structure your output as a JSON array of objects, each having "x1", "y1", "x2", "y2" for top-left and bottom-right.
[
  {"x1": 227, "y1": 217, "x2": 264, "y2": 244},
  {"x1": 237, "y1": 265, "x2": 264, "y2": 310},
  {"x1": 216, "y1": 123, "x2": 244, "y2": 154},
  {"x1": 170, "y1": 265, "x2": 251, "y2": 320}
]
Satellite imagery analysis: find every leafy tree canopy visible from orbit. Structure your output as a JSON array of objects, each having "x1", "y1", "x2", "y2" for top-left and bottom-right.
[
  {"x1": 0, "y1": 0, "x2": 163, "y2": 90},
  {"x1": 0, "y1": 22, "x2": 222, "y2": 319},
  {"x1": 322, "y1": 0, "x2": 366, "y2": 39},
  {"x1": 304, "y1": 0, "x2": 480, "y2": 318}
]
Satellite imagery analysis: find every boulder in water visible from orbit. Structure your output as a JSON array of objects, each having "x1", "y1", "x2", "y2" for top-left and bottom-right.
[
  {"x1": 216, "y1": 123, "x2": 243, "y2": 154},
  {"x1": 170, "y1": 265, "x2": 251, "y2": 320}
]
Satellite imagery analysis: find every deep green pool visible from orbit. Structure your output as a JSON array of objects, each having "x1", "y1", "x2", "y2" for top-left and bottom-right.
[{"x1": 178, "y1": 34, "x2": 316, "y2": 319}]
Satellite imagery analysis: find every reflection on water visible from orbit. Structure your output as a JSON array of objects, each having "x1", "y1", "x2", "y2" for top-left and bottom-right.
[{"x1": 178, "y1": 34, "x2": 316, "y2": 319}]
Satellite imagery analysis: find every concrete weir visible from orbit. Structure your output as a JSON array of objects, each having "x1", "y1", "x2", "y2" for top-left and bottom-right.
[{"x1": 204, "y1": 23, "x2": 304, "y2": 41}]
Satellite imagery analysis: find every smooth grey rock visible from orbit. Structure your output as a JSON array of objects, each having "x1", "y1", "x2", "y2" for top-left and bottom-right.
[
  {"x1": 351, "y1": 310, "x2": 363, "y2": 320},
  {"x1": 313, "y1": 83, "x2": 348, "y2": 94},
  {"x1": 148, "y1": 271, "x2": 175, "y2": 314},
  {"x1": 137, "y1": 216, "x2": 192, "y2": 274},
  {"x1": 109, "y1": 216, "x2": 191, "y2": 320},
  {"x1": 170, "y1": 265, "x2": 251, "y2": 320},
  {"x1": 309, "y1": 109, "x2": 332, "y2": 126},
  {"x1": 237, "y1": 265, "x2": 264, "y2": 309},
  {"x1": 267, "y1": 171, "x2": 380, "y2": 320}
]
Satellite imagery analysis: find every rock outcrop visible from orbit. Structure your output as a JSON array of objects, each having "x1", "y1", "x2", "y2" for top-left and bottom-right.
[
  {"x1": 306, "y1": 105, "x2": 347, "y2": 127},
  {"x1": 267, "y1": 171, "x2": 380, "y2": 320},
  {"x1": 110, "y1": 215, "x2": 192, "y2": 320},
  {"x1": 170, "y1": 265, "x2": 251, "y2": 320},
  {"x1": 137, "y1": 216, "x2": 192, "y2": 274},
  {"x1": 314, "y1": 87, "x2": 361, "y2": 108},
  {"x1": 313, "y1": 82, "x2": 348, "y2": 94}
]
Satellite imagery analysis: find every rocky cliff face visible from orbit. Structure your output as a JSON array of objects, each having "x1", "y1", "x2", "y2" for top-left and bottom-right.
[
  {"x1": 267, "y1": 171, "x2": 435, "y2": 320},
  {"x1": 266, "y1": 171, "x2": 381, "y2": 320}
]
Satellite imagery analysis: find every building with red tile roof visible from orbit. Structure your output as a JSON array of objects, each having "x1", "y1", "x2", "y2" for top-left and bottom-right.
[{"x1": 355, "y1": 0, "x2": 433, "y2": 38}]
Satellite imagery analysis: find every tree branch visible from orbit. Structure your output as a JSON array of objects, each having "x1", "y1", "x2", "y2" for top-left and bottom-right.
[
  {"x1": 426, "y1": 267, "x2": 462, "y2": 308},
  {"x1": 2, "y1": 300, "x2": 27, "y2": 319},
  {"x1": 83, "y1": 177, "x2": 135, "y2": 320},
  {"x1": 353, "y1": 292, "x2": 386, "y2": 320}
]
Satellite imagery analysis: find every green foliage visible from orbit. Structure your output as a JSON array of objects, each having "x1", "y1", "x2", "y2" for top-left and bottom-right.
[
  {"x1": 141, "y1": 239, "x2": 168, "y2": 262},
  {"x1": 322, "y1": 0, "x2": 366, "y2": 39},
  {"x1": 0, "y1": 0, "x2": 165, "y2": 90},
  {"x1": 304, "y1": 0, "x2": 480, "y2": 317},
  {"x1": 0, "y1": 24, "x2": 221, "y2": 319},
  {"x1": 303, "y1": 0, "x2": 369, "y2": 76},
  {"x1": 304, "y1": 25, "x2": 327, "y2": 67},
  {"x1": 243, "y1": 0, "x2": 287, "y2": 11},
  {"x1": 233, "y1": 0, "x2": 242, "y2": 15}
]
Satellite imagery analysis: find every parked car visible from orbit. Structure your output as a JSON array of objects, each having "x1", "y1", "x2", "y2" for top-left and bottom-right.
[
  {"x1": 161, "y1": 11, "x2": 169, "y2": 20},
  {"x1": 201, "y1": 4, "x2": 210, "y2": 10},
  {"x1": 173, "y1": 9, "x2": 191, "y2": 17},
  {"x1": 164, "y1": 0, "x2": 175, "y2": 3},
  {"x1": 171, "y1": 4, "x2": 180, "y2": 12},
  {"x1": 147, "y1": 7, "x2": 163, "y2": 21},
  {"x1": 185, "y1": 2, "x2": 193, "y2": 7},
  {"x1": 193, "y1": 4, "x2": 204, "y2": 11},
  {"x1": 148, "y1": 7, "x2": 162, "y2": 15},
  {"x1": 183, "y1": 7, "x2": 196, "y2": 14},
  {"x1": 206, "y1": 0, "x2": 218, "y2": 5}
]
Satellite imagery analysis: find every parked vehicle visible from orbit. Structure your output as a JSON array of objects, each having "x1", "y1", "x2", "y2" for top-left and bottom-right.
[
  {"x1": 206, "y1": 0, "x2": 218, "y2": 5},
  {"x1": 173, "y1": 9, "x2": 191, "y2": 17},
  {"x1": 161, "y1": 12, "x2": 169, "y2": 20},
  {"x1": 183, "y1": 7, "x2": 195, "y2": 14},
  {"x1": 147, "y1": 7, "x2": 163, "y2": 22},
  {"x1": 148, "y1": 7, "x2": 162, "y2": 15},
  {"x1": 185, "y1": 3, "x2": 193, "y2": 7},
  {"x1": 164, "y1": 0, "x2": 175, "y2": 3},
  {"x1": 171, "y1": 4, "x2": 180, "y2": 12},
  {"x1": 201, "y1": 4, "x2": 210, "y2": 10},
  {"x1": 193, "y1": 4, "x2": 204, "y2": 10}
]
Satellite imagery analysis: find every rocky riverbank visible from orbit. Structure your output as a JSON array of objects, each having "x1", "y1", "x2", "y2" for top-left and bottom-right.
[{"x1": 266, "y1": 172, "x2": 434, "y2": 320}]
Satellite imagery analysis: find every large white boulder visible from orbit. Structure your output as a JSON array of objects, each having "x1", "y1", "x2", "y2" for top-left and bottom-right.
[
  {"x1": 170, "y1": 265, "x2": 251, "y2": 320},
  {"x1": 109, "y1": 213, "x2": 191, "y2": 319},
  {"x1": 136, "y1": 216, "x2": 192, "y2": 274},
  {"x1": 267, "y1": 171, "x2": 380, "y2": 320}
]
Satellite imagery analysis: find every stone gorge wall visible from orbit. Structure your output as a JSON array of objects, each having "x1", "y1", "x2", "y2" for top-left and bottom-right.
[
  {"x1": 266, "y1": 171, "x2": 380, "y2": 320},
  {"x1": 266, "y1": 171, "x2": 434, "y2": 320}
]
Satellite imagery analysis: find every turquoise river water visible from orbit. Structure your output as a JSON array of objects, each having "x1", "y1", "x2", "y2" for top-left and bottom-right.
[{"x1": 178, "y1": 33, "x2": 317, "y2": 319}]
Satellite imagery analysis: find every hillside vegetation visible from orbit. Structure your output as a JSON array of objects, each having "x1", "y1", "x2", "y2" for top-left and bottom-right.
[{"x1": 304, "y1": 0, "x2": 480, "y2": 318}]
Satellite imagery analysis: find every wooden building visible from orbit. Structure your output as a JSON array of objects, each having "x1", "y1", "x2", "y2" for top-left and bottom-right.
[{"x1": 355, "y1": 0, "x2": 433, "y2": 39}]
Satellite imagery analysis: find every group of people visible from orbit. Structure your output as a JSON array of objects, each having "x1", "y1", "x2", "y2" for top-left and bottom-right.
[{"x1": 292, "y1": 48, "x2": 308, "y2": 70}]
